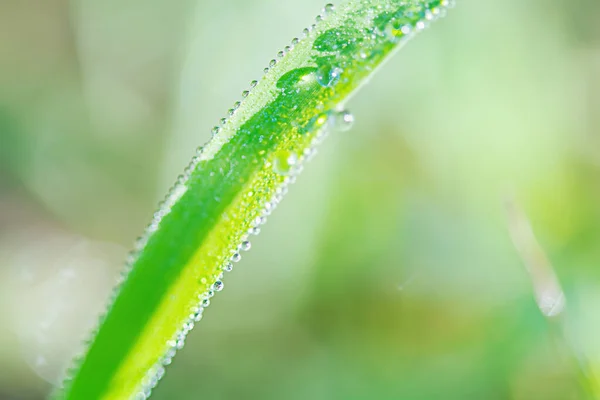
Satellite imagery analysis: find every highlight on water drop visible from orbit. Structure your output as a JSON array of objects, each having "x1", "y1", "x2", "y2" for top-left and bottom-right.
[{"x1": 315, "y1": 64, "x2": 343, "y2": 87}]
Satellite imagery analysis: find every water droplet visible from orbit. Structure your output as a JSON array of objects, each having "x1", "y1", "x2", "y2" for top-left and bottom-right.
[
  {"x1": 291, "y1": 37, "x2": 299, "y2": 45},
  {"x1": 331, "y1": 109, "x2": 354, "y2": 131},
  {"x1": 316, "y1": 65, "x2": 343, "y2": 87},
  {"x1": 255, "y1": 216, "x2": 267, "y2": 225},
  {"x1": 182, "y1": 322, "x2": 194, "y2": 333},
  {"x1": 240, "y1": 241, "x2": 251, "y2": 251},
  {"x1": 269, "y1": 59, "x2": 277, "y2": 67},
  {"x1": 273, "y1": 151, "x2": 298, "y2": 176},
  {"x1": 231, "y1": 253, "x2": 242, "y2": 262},
  {"x1": 223, "y1": 262, "x2": 233, "y2": 272},
  {"x1": 302, "y1": 28, "x2": 310, "y2": 37},
  {"x1": 263, "y1": 67, "x2": 269, "y2": 74},
  {"x1": 213, "y1": 280, "x2": 224, "y2": 292},
  {"x1": 277, "y1": 51, "x2": 284, "y2": 58},
  {"x1": 192, "y1": 309, "x2": 203, "y2": 321},
  {"x1": 250, "y1": 80, "x2": 258, "y2": 87},
  {"x1": 242, "y1": 90, "x2": 250, "y2": 98},
  {"x1": 324, "y1": 3, "x2": 335, "y2": 14},
  {"x1": 276, "y1": 67, "x2": 317, "y2": 94},
  {"x1": 315, "y1": 15, "x2": 323, "y2": 23},
  {"x1": 211, "y1": 126, "x2": 220, "y2": 135},
  {"x1": 220, "y1": 117, "x2": 227, "y2": 125},
  {"x1": 233, "y1": 101, "x2": 241, "y2": 109},
  {"x1": 202, "y1": 298, "x2": 210, "y2": 307},
  {"x1": 249, "y1": 227, "x2": 260, "y2": 235},
  {"x1": 313, "y1": 27, "x2": 361, "y2": 53},
  {"x1": 263, "y1": 202, "x2": 273, "y2": 215}
]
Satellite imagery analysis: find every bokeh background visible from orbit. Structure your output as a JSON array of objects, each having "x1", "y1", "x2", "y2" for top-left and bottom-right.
[{"x1": 1, "y1": 0, "x2": 600, "y2": 398}]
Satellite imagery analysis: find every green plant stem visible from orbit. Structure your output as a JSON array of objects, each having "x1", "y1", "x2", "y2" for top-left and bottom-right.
[{"x1": 54, "y1": 1, "x2": 452, "y2": 399}]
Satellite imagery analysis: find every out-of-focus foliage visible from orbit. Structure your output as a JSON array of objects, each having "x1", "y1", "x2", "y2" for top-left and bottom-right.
[{"x1": 0, "y1": 0, "x2": 599, "y2": 399}]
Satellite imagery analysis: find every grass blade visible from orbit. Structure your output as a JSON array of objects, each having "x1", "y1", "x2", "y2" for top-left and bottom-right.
[{"x1": 55, "y1": 1, "x2": 452, "y2": 398}]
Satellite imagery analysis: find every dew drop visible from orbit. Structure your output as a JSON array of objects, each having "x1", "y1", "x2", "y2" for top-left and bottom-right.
[
  {"x1": 276, "y1": 67, "x2": 317, "y2": 94},
  {"x1": 324, "y1": 3, "x2": 335, "y2": 14},
  {"x1": 242, "y1": 90, "x2": 250, "y2": 98},
  {"x1": 223, "y1": 262, "x2": 233, "y2": 272},
  {"x1": 273, "y1": 151, "x2": 298, "y2": 176},
  {"x1": 277, "y1": 51, "x2": 284, "y2": 58},
  {"x1": 249, "y1": 227, "x2": 260, "y2": 235},
  {"x1": 231, "y1": 253, "x2": 242, "y2": 262},
  {"x1": 202, "y1": 298, "x2": 210, "y2": 307},
  {"x1": 263, "y1": 202, "x2": 273, "y2": 215},
  {"x1": 250, "y1": 80, "x2": 258, "y2": 87},
  {"x1": 331, "y1": 109, "x2": 354, "y2": 131},
  {"x1": 240, "y1": 241, "x2": 252, "y2": 251},
  {"x1": 316, "y1": 65, "x2": 343, "y2": 87},
  {"x1": 291, "y1": 37, "x2": 299, "y2": 45},
  {"x1": 269, "y1": 59, "x2": 277, "y2": 67},
  {"x1": 211, "y1": 126, "x2": 220, "y2": 135},
  {"x1": 192, "y1": 309, "x2": 203, "y2": 322},
  {"x1": 213, "y1": 280, "x2": 224, "y2": 292}
]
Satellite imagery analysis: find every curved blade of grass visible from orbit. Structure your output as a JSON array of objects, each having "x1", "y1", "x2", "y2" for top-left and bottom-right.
[{"x1": 54, "y1": 1, "x2": 452, "y2": 399}]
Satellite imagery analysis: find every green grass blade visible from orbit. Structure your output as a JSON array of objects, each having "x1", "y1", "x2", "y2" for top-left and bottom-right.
[{"x1": 55, "y1": 1, "x2": 452, "y2": 399}]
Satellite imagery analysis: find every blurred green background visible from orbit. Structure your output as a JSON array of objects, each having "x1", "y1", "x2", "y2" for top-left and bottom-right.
[{"x1": 1, "y1": 0, "x2": 600, "y2": 398}]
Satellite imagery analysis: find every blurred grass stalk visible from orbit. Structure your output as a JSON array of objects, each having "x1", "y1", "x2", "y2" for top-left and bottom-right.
[{"x1": 505, "y1": 198, "x2": 600, "y2": 399}]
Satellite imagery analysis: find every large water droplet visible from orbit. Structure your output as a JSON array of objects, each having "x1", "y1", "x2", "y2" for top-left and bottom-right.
[
  {"x1": 316, "y1": 65, "x2": 343, "y2": 87},
  {"x1": 276, "y1": 67, "x2": 317, "y2": 94},
  {"x1": 313, "y1": 27, "x2": 361, "y2": 54}
]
